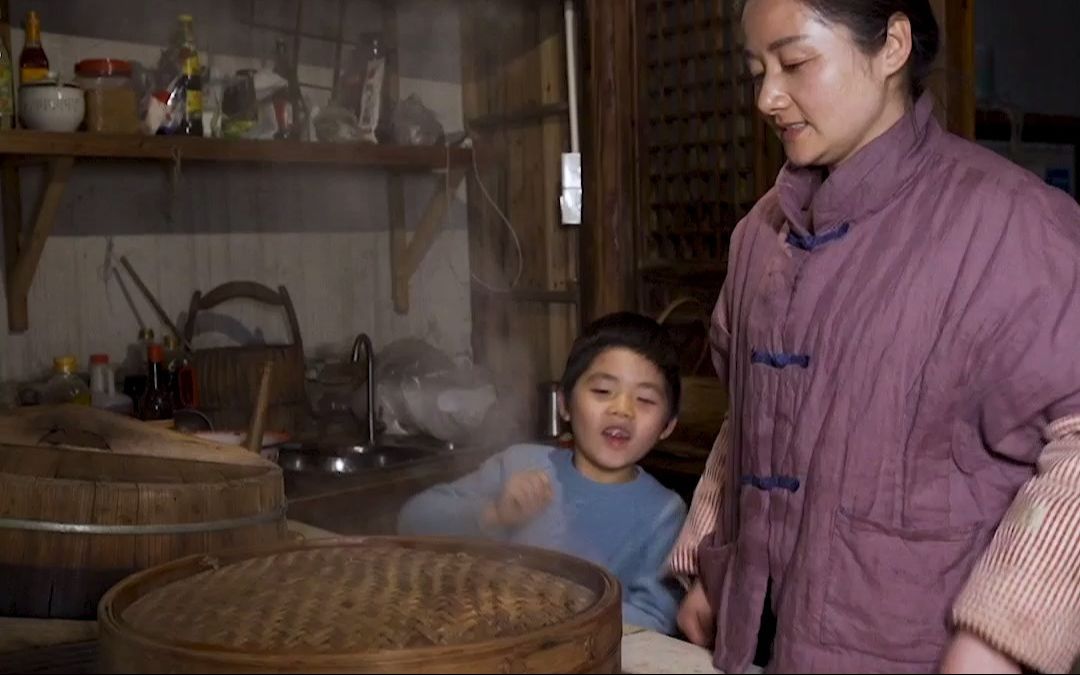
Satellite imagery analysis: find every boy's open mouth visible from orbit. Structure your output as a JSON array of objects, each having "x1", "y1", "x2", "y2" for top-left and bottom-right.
[{"x1": 602, "y1": 426, "x2": 631, "y2": 445}]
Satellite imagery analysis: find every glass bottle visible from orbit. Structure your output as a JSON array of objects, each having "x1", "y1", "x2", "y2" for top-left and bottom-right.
[
  {"x1": 0, "y1": 37, "x2": 15, "y2": 129},
  {"x1": 177, "y1": 14, "x2": 203, "y2": 137},
  {"x1": 18, "y1": 11, "x2": 49, "y2": 85},
  {"x1": 138, "y1": 343, "x2": 173, "y2": 421}
]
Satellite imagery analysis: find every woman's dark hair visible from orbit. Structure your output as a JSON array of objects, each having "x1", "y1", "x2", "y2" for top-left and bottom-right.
[
  {"x1": 744, "y1": 0, "x2": 941, "y2": 98},
  {"x1": 560, "y1": 311, "x2": 682, "y2": 421}
]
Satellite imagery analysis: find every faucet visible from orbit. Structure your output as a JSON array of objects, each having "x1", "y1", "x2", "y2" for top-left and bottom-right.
[{"x1": 350, "y1": 333, "x2": 375, "y2": 445}]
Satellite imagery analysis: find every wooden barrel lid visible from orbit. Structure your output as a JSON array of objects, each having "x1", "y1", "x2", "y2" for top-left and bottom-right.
[
  {"x1": 0, "y1": 443, "x2": 269, "y2": 483},
  {"x1": 99, "y1": 537, "x2": 623, "y2": 673}
]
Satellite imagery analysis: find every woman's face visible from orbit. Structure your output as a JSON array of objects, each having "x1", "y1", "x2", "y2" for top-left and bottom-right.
[{"x1": 742, "y1": 0, "x2": 912, "y2": 168}]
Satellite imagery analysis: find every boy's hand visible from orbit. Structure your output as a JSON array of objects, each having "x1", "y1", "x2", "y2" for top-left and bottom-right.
[
  {"x1": 482, "y1": 470, "x2": 553, "y2": 528},
  {"x1": 677, "y1": 580, "x2": 715, "y2": 647}
]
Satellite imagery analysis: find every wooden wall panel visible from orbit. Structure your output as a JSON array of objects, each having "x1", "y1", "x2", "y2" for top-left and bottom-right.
[
  {"x1": 580, "y1": 0, "x2": 638, "y2": 322},
  {"x1": 461, "y1": 1, "x2": 575, "y2": 436}
]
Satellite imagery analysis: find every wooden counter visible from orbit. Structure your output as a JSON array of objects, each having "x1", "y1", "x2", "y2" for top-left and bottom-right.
[
  {"x1": 281, "y1": 445, "x2": 496, "y2": 535},
  {"x1": 0, "y1": 519, "x2": 727, "y2": 674},
  {"x1": 1, "y1": 615, "x2": 721, "y2": 675}
]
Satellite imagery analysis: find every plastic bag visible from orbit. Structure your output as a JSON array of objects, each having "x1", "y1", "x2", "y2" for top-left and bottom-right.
[
  {"x1": 353, "y1": 338, "x2": 496, "y2": 444},
  {"x1": 392, "y1": 94, "x2": 444, "y2": 147}
]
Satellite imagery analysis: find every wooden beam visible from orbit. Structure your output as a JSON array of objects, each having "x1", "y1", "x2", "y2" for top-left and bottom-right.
[
  {"x1": 929, "y1": 0, "x2": 976, "y2": 139},
  {"x1": 581, "y1": 0, "x2": 638, "y2": 323},
  {"x1": 2, "y1": 158, "x2": 20, "y2": 279},
  {"x1": 0, "y1": 0, "x2": 18, "y2": 283},
  {"x1": 6, "y1": 157, "x2": 73, "y2": 332},
  {"x1": 944, "y1": 0, "x2": 976, "y2": 139},
  {"x1": 388, "y1": 172, "x2": 409, "y2": 313},
  {"x1": 392, "y1": 170, "x2": 466, "y2": 310}
]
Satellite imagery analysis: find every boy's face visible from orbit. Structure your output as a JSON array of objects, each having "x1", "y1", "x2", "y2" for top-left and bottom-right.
[{"x1": 559, "y1": 347, "x2": 678, "y2": 483}]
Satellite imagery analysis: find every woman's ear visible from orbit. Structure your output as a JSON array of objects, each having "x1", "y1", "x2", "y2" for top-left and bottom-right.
[
  {"x1": 881, "y1": 12, "x2": 914, "y2": 81},
  {"x1": 557, "y1": 390, "x2": 571, "y2": 421}
]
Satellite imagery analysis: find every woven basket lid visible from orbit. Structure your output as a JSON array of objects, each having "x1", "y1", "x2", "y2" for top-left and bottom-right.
[{"x1": 114, "y1": 537, "x2": 609, "y2": 655}]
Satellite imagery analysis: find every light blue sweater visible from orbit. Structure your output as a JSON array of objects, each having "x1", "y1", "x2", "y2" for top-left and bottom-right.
[{"x1": 397, "y1": 443, "x2": 688, "y2": 634}]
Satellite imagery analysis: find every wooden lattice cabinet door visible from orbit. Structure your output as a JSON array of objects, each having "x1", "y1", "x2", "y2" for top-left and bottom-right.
[{"x1": 635, "y1": 0, "x2": 779, "y2": 330}]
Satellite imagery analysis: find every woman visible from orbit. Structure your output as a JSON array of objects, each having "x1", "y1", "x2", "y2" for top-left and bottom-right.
[{"x1": 668, "y1": 0, "x2": 1080, "y2": 673}]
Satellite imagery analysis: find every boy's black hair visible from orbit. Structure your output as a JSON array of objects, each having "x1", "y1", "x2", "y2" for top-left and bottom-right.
[{"x1": 560, "y1": 311, "x2": 682, "y2": 420}]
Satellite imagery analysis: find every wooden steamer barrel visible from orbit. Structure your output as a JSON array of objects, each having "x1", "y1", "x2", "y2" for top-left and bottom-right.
[
  {"x1": 0, "y1": 405, "x2": 287, "y2": 619},
  {"x1": 99, "y1": 537, "x2": 623, "y2": 674}
]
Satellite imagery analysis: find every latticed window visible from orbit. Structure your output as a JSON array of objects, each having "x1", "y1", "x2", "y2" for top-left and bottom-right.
[{"x1": 636, "y1": 0, "x2": 778, "y2": 327}]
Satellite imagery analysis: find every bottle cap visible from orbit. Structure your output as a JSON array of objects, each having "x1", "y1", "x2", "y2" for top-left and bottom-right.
[{"x1": 53, "y1": 355, "x2": 77, "y2": 373}]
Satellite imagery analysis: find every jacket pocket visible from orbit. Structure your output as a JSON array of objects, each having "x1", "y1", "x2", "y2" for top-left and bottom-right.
[
  {"x1": 700, "y1": 539, "x2": 765, "y2": 668},
  {"x1": 820, "y1": 508, "x2": 981, "y2": 664},
  {"x1": 698, "y1": 539, "x2": 735, "y2": 599}
]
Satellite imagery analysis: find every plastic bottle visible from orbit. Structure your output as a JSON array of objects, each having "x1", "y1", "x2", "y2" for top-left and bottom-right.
[
  {"x1": 43, "y1": 356, "x2": 91, "y2": 406},
  {"x1": 89, "y1": 353, "x2": 134, "y2": 416}
]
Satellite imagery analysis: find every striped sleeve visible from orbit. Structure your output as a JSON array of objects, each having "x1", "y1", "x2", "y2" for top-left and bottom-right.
[
  {"x1": 665, "y1": 415, "x2": 730, "y2": 585},
  {"x1": 951, "y1": 414, "x2": 1080, "y2": 674}
]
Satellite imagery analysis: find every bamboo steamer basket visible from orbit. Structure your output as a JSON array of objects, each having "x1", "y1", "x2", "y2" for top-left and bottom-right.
[
  {"x1": 656, "y1": 297, "x2": 728, "y2": 447},
  {"x1": 98, "y1": 536, "x2": 623, "y2": 674},
  {"x1": 183, "y1": 281, "x2": 309, "y2": 434},
  {"x1": 0, "y1": 405, "x2": 287, "y2": 620}
]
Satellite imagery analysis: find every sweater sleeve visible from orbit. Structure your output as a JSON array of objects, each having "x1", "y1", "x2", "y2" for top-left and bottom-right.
[
  {"x1": 666, "y1": 416, "x2": 729, "y2": 584},
  {"x1": 396, "y1": 448, "x2": 510, "y2": 538},
  {"x1": 622, "y1": 495, "x2": 689, "y2": 635},
  {"x1": 951, "y1": 415, "x2": 1080, "y2": 674},
  {"x1": 949, "y1": 189, "x2": 1080, "y2": 673}
]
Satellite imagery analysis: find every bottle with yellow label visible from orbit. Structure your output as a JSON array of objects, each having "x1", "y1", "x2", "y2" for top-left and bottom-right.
[
  {"x1": 178, "y1": 14, "x2": 203, "y2": 137},
  {"x1": 43, "y1": 356, "x2": 92, "y2": 406},
  {"x1": 19, "y1": 11, "x2": 49, "y2": 85}
]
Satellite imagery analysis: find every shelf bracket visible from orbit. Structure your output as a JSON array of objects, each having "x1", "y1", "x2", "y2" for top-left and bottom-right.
[
  {"x1": 5, "y1": 156, "x2": 74, "y2": 333},
  {"x1": 389, "y1": 169, "x2": 466, "y2": 314}
]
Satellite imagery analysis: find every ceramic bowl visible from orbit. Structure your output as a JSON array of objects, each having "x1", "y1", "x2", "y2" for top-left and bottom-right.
[{"x1": 19, "y1": 82, "x2": 85, "y2": 132}]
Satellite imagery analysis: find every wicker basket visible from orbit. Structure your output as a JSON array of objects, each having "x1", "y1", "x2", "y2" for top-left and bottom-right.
[
  {"x1": 98, "y1": 537, "x2": 622, "y2": 674},
  {"x1": 656, "y1": 298, "x2": 727, "y2": 448},
  {"x1": 183, "y1": 281, "x2": 309, "y2": 434}
]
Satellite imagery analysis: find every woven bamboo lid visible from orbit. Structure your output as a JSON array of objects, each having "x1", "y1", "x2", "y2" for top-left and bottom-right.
[{"x1": 99, "y1": 537, "x2": 623, "y2": 673}]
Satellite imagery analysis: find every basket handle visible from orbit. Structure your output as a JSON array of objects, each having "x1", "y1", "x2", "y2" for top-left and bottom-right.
[
  {"x1": 183, "y1": 281, "x2": 304, "y2": 351},
  {"x1": 655, "y1": 296, "x2": 711, "y2": 373}
]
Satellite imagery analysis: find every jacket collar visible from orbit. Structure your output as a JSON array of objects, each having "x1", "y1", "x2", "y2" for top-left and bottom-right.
[{"x1": 774, "y1": 91, "x2": 941, "y2": 235}]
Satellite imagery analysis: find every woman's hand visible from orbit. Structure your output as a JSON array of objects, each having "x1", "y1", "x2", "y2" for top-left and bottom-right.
[
  {"x1": 677, "y1": 579, "x2": 716, "y2": 647},
  {"x1": 940, "y1": 630, "x2": 1021, "y2": 674},
  {"x1": 481, "y1": 470, "x2": 553, "y2": 528}
]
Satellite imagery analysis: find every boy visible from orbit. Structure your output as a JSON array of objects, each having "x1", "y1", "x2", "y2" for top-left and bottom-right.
[{"x1": 397, "y1": 311, "x2": 688, "y2": 635}]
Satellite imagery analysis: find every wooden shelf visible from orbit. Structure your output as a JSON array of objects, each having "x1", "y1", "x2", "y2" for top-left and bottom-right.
[
  {"x1": 0, "y1": 130, "x2": 471, "y2": 334},
  {"x1": 0, "y1": 130, "x2": 471, "y2": 169}
]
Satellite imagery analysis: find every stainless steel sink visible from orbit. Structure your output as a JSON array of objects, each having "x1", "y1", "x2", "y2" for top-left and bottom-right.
[{"x1": 275, "y1": 437, "x2": 453, "y2": 475}]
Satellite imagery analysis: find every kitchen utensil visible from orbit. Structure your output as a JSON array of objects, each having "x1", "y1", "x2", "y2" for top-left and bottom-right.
[
  {"x1": 246, "y1": 360, "x2": 274, "y2": 454},
  {"x1": 119, "y1": 255, "x2": 189, "y2": 350}
]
